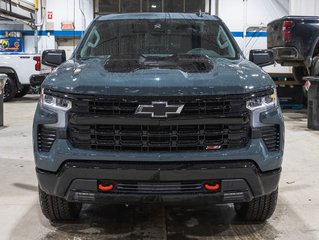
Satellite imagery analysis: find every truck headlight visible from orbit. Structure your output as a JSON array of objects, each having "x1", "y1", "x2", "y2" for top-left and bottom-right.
[
  {"x1": 246, "y1": 89, "x2": 278, "y2": 111},
  {"x1": 41, "y1": 88, "x2": 72, "y2": 111}
]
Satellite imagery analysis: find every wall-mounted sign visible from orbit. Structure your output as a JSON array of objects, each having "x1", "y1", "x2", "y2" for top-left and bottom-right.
[
  {"x1": 61, "y1": 22, "x2": 75, "y2": 30},
  {"x1": 48, "y1": 11, "x2": 53, "y2": 20},
  {"x1": 0, "y1": 38, "x2": 24, "y2": 52}
]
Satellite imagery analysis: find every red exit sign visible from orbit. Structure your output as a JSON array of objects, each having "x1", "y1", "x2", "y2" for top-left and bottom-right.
[{"x1": 48, "y1": 11, "x2": 53, "y2": 20}]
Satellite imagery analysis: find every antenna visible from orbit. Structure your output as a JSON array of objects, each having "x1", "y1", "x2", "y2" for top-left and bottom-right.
[{"x1": 196, "y1": 9, "x2": 204, "y2": 17}]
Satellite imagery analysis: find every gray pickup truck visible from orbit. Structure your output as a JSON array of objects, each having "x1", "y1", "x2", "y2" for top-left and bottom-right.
[{"x1": 33, "y1": 13, "x2": 284, "y2": 223}]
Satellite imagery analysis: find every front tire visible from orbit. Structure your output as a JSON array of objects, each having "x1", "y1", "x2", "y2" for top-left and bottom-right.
[
  {"x1": 234, "y1": 189, "x2": 278, "y2": 222},
  {"x1": 38, "y1": 187, "x2": 82, "y2": 222},
  {"x1": 292, "y1": 66, "x2": 308, "y2": 82},
  {"x1": 3, "y1": 76, "x2": 17, "y2": 102}
]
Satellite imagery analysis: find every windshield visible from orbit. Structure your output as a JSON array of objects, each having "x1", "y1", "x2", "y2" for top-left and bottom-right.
[{"x1": 78, "y1": 19, "x2": 238, "y2": 59}]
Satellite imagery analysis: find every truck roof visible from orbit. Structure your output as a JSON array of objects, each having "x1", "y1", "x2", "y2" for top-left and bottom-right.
[
  {"x1": 97, "y1": 12, "x2": 220, "y2": 21},
  {"x1": 268, "y1": 15, "x2": 319, "y2": 25}
]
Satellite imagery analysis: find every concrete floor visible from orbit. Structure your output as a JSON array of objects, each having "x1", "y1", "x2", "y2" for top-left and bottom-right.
[{"x1": 0, "y1": 95, "x2": 318, "y2": 240}]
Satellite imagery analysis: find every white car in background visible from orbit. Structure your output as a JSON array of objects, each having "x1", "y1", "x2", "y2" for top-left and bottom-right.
[{"x1": 0, "y1": 53, "x2": 50, "y2": 101}]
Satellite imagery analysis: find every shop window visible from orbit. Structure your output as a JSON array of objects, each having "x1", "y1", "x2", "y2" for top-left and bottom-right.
[
  {"x1": 142, "y1": 0, "x2": 162, "y2": 12},
  {"x1": 97, "y1": 0, "x2": 119, "y2": 13},
  {"x1": 121, "y1": 0, "x2": 140, "y2": 12},
  {"x1": 164, "y1": 0, "x2": 183, "y2": 12},
  {"x1": 185, "y1": 0, "x2": 205, "y2": 13},
  {"x1": 95, "y1": 0, "x2": 210, "y2": 15}
]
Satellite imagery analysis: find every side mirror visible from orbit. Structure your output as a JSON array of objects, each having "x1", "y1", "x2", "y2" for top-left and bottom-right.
[
  {"x1": 249, "y1": 49, "x2": 274, "y2": 67},
  {"x1": 42, "y1": 49, "x2": 66, "y2": 67}
]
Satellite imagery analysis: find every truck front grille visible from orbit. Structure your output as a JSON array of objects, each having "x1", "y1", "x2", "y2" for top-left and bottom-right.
[
  {"x1": 66, "y1": 94, "x2": 255, "y2": 152},
  {"x1": 68, "y1": 123, "x2": 250, "y2": 152}
]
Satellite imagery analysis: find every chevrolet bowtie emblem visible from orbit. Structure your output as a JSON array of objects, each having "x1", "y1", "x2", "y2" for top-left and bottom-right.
[{"x1": 135, "y1": 102, "x2": 184, "y2": 118}]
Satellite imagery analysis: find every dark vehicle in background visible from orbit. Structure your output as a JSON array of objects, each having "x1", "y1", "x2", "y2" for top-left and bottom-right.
[
  {"x1": 34, "y1": 13, "x2": 284, "y2": 223},
  {"x1": 267, "y1": 16, "x2": 319, "y2": 81}
]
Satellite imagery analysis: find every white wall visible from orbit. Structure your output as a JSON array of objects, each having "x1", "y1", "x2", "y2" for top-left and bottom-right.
[
  {"x1": 33, "y1": 0, "x2": 94, "y2": 53},
  {"x1": 44, "y1": 0, "x2": 94, "y2": 31},
  {"x1": 213, "y1": 0, "x2": 290, "y2": 74},
  {"x1": 290, "y1": 0, "x2": 319, "y2": 15},
  {"x1": 219, "y1": 0, "x2": 289, "y2": 54}
]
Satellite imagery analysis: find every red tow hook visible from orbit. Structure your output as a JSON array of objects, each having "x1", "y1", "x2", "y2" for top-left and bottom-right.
[
  {"x1": 98, "y1": 183, "x2": 114, "y2": 192},
  {"x1": 204, "y1": 182, "x2": 220, "y2": 191}
]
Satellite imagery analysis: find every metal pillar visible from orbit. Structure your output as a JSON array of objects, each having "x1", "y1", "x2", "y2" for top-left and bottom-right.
[
  {"x1": 215, "y1": 0, "x2": 219, "y2": 16},
  {"x1": 304, "y1": 76, "x2": 319, "y2": 130},
  {"x1": 0, "y1": 74, "x2": 8, "y2": 127}
]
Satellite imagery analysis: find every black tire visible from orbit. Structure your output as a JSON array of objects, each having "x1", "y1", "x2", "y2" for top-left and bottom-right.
[
  {"x1": 234, "y1": 189, "x2": 278, "y2": 222},
  {"x1": 292, "y1": 66, "x2": 308, "y2": 82},
  {"x1": 38, "y1": 187, "x2": 82, "y2": 222},
  {"x1": 301, "y1": 56, "x2": 319, "y2": 107},
  {"x1": 15, "y1": 85, "x2": 30, "y2": 98},
  {"x1": 3, "y1": 76, "x2": 17, "y2": 102}
]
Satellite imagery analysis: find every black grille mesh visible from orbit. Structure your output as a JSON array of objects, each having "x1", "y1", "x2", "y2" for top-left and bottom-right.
[
  {"x1": 38, "y1": 126, "x2": 56, "y2": 152},
  {"x1": 71, "y1": 96, "x2": 248, "y2": 117},
  {"x1": 114, "y1": 182, "x2": 204, "y2": 194},
  {"x1": 68, "y1": 95, "x2": 251, "y2": 152},
  {"x1": 261, "y1": 126, "x2": 280, "y2": 151},
  {"x1": 69, "y1": 123, "x2": 250, "y2": 152}
]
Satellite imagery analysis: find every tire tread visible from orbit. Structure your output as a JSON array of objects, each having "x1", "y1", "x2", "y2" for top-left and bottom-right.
[
  {"x1": 235, "y1": 189, "x2": 278, "y2": 222},
  {"x1": 38, "y1": 187, "x2": 82, "y2": 222}
]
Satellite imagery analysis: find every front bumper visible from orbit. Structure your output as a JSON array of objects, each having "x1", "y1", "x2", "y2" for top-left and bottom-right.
[
  {"x1": 33, "y1": 104, "x2": 284, "y2": 173},
  {"x1": 37, "y1": 160, "x2": 281, "y2": 204},
  {"x1": 272, "y1": 47, "x2": 302, "y2": 61},
  {"x1": 30, "y1": 73, "x2": 48, "y2": 87},
  {"x1": 33, "y1": 99, "x2": 284, "y2": 204}
]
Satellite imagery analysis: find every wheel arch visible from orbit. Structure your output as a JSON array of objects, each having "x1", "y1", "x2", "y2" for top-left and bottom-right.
[
  {"x1": 0, "y1": 67, "x2": 20, "y2": 87},
  {"x1": 306, "y1": 37, "x2": 319, "y2": 69},
  {"x1": 311, "y1": 37, "x2": 319, "y2": 56}
]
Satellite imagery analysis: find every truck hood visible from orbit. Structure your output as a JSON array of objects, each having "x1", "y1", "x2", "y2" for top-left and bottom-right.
[{"x1": 43, "y1": 57, "x2": 275, "y2": 96}]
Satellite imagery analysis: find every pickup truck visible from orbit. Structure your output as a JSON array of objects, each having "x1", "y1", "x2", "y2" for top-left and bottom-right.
[
  {"x1": 34, "y1": 13, "x2": 284, "y2": 223},
  {"x1": 267, "y1": 16, "x2": 319, "y2": 81},
  {"x1": 0, "y1": 53, "x2": 49, "y2": 101}
]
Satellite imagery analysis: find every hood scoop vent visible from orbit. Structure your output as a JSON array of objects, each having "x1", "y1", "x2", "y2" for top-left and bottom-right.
[{"x1": 104, "y1": 54, "x2": 213, "y2": 73}]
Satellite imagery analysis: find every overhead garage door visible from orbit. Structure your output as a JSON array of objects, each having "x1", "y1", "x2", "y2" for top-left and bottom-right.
[{"x1": 95, "y1": 0, "x2": 210, "y2": 15}]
